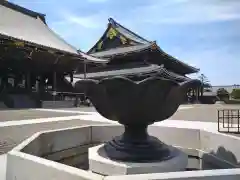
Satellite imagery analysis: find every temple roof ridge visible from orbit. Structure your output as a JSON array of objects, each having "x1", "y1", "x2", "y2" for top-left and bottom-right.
[{"x1": 108, "y1": 17, "x2": 150, "y2": 44}]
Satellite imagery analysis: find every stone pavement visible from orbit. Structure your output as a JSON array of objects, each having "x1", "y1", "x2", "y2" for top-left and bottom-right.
[
  {"x1": 0, "y1": 104, "x2": 240, "y2": 180},
  {"x1": 0, "y1": 109, "x2": 79, "y2": 122},
  {"x1": 61, "y1": 104, "x2": 240, "y2": 123},
  {"x1": 1, "y1": 104, "x2": 238, "y2": 123},
  {"x1": 0, "y1": 104, "x2": 239, "y2": 172},
  {"x1": 171, "y1": 104, "x2": 240, "y2": 122}
]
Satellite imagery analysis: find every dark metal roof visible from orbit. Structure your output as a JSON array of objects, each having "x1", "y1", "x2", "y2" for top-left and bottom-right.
[
  {"x1": 90, "y1": 43, "x2": 153, "y2": 58},
  {"x1": 73, "y1": 64, "x2": 161, "y2": 79},
  {"x1": 78, "y1": 50, "x2": 108, "y2": 63},
  {"x1": 87, "y1": 18, "x2": 199, "y2": 74},
  {"x1": 70, "y1": 64, "x2": 189, "y2": 83},
  {"x1": 156, "y1": 46, "x2": 200, "y2": 74},
  {"x1": 159, "y1": 68, "x2": 190, "y2": 82},
  {"x1": 87, "y1": 18, "x2": 150, "y2": 54},
  {"x1": 109, "y1": 18, "x2": 150, "y2": 44},
  {"x1": 90, "y1": 42, "x2": 199, "y2": 74}
]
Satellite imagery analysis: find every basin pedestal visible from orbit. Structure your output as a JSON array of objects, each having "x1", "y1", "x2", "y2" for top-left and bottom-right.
[{"x1": 89, "y1": 144, "x2": 188, "y2": 176}]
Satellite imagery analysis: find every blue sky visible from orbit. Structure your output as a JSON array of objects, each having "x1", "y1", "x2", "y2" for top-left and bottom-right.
[{"x1": 9, "y1": 0, "x2": 240, "y2": 85}]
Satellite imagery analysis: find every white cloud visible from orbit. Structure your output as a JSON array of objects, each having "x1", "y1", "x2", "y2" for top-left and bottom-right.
[
  {"x1": 54, "y1": 11, "x2": 108, "y2": 29},
  {"x1": 129, "y1": 0, "x2": 240, "y2": 25},
  {"x1": 49, "y1": 11, "x2": 109, "y2": 51}
]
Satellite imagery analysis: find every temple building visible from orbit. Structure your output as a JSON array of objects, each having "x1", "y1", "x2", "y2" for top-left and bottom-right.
[
  {"x1": 0, "y1": 1, "x2": 107, "y2": 108},
  {"x1": 74, "y1": 18, "x2": 201, "y2": 103}
]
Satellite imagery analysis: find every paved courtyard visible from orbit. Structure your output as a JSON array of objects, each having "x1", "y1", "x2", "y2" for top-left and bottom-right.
[
  {"x1": 0, "y1": 109, "x2": 80, "y2": 122},
  {"x1": 62, "y1": 104, "x2": 240, "y2": 123},
  {"x1": 0, "y1": 104, "x2": 240, "y2": 122},
  {"x1": 0, "y1": 104, "x2": 240, "y2": 180},
  {"x1": 170, "y1": 104, "x2": 240, "y2": 122}
]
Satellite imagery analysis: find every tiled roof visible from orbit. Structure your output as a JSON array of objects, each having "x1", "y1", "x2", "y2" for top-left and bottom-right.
[
  {"x1": 78, "y1": 51, "x2": 108, "y2": 63},
  {"x1": 0, "y1": 2, "x2": 108, "y2": 64},
  {"x1": 90, "y1": 43, "x2": 153, "y2": 58},
  {"x1": 68, "y1": 64, "x2": 189, "y2": 83},
  {"x1": 109, "y1": 18, "x2": 150, "y2": 44},
  {"x1": 0, "y1": 3, "x2": 79, "y2": 54}
]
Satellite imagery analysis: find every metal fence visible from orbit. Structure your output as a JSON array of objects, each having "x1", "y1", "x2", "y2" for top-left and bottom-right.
[{"x1": 218, "y1": 109, "x2": 240, "y2": 133}]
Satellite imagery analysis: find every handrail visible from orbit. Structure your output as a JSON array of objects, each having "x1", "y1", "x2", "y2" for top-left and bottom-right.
[{"x1": 218, "y1": 109, "x2": 240, "y2": 134}]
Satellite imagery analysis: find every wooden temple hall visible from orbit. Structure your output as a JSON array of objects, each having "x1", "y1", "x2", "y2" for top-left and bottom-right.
[
  {"x1": 73, "y1": 18, "x2": 202, "y2": 103},
  {"x1": 0, "y1": 1, "x2": 107, "y2": 108}
]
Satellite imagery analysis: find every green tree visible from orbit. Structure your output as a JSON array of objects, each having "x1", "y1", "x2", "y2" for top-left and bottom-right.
[
  {"x1": 231, "y1": 89, "x2": 240, "y2": 99},
  {"x1": 198, "y1": 73, "x2": 211, "y2": 96},
  {"x1": 217, "y1": 88, "x2": 229, "y2": 100}
]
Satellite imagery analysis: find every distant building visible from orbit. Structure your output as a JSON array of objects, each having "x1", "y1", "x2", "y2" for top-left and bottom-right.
[{"x1": 211, "y1": 85, "x2": 240, "y2": 93}]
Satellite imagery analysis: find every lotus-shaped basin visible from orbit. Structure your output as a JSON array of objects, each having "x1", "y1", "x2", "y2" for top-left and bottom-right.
[{"x1": 75, "y1": 76, "x2": 200, "y2": 162}]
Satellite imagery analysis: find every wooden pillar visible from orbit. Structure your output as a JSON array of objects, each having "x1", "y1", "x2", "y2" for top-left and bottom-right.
[
  {"x1": 53, "y1": 71, "x2": 57, "y2": 92},
  {"x1": 39, "y1": 76, "x2": 44, "y2": 93},
  {"x1": 196, "y1": 88, "x2": 199, "y2": 102},
  {"x1": 193, "y1": 89, "x2": 196, "y2": 102},
  {"x1": 52, "y1": 72, "x2": 57, "y2": 101},
  {"x1": 83, "y1": 60, "x2": 87, "y2": 79},
  {"x1": 25, "y1": 73, "x2": 31, "y2": 91},
  {"x1": 36, "y1": 76, "x2": 39, "y2": 92},
  {"x1": 83, "y1": 60, "x2": 87, "y2": 101},
  {"x1": 70, "y1": 72, "x2": 73, "y2": 83}
]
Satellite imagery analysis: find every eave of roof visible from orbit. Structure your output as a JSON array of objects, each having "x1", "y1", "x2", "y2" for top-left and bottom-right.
[
  {"x1": 157, "y1": 46, "x2": 200, "y2": 74},
  {"x1": 90, "y1": 42, "x2": 199, "y2": 74},
  {"x1": 71, "y1": 64, "x2": 189, "y2": 83},
  {"x1": 73, "y1": 64, "x2": 160, "y2": 79},
  {"x1": 90, "y1": 43, "x2": 153, "y2": 58},
  {"x1": 78, "y1": 50, "x2": 108, "y2": 64}
]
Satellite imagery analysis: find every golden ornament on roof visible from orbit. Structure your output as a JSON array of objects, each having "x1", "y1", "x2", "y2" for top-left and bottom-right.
[
  {"x1": 97, "y1": 41, "x2": 103, "y2": 50},
  {"x1": 107, "y1": 27, "x2": 118, "y2": 39},
  {"x1": 120, "y1": 35, "x2": 127, "y2": 45},
  {"x1": 151, "y1": 43, "x2": 158, "y2": 50}
]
